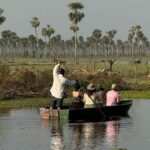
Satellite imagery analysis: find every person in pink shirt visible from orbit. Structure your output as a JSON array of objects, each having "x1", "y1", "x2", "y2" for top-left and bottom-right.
[{"x1": 106, "y1": 84, "x2": 119, "y2": 106}]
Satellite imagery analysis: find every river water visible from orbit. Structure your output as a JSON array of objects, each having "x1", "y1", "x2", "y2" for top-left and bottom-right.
[{"x1": 0, "y1": 100, "x2": 150, "y2": 150}]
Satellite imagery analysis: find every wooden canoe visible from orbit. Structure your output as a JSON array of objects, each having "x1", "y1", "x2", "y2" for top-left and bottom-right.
[{"x1": 68, "y1": 100, "x2": 133, "y2": 123}]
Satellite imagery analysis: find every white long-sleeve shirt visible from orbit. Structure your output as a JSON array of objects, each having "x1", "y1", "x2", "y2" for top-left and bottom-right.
[{"x1": 50, "y1": 63, "x2": 76, "y2": 99}]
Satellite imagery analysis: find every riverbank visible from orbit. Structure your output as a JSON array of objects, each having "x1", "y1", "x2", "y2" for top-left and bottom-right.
[
  {"x1": 0, "y1": 90, "x2": 150, "y2": 108},
  {"x1": 1, "y1": 60, "x2": 150, "y2": 100}
]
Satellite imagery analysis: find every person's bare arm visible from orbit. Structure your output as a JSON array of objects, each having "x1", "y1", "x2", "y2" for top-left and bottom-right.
[{"x1": 53, "y1": 63, "x2": 60, "y2": 76}]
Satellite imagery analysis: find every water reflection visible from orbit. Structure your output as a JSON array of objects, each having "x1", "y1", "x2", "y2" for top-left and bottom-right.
[
  {"x1": 71, "y1": 121, "x2": 120, "y2": 149},
  {"x1": 0, "y1": 108, "x2": 10, "y2": 117},
  {"x1": 0, "y1": 100, "x2": 142, "y2": 150},
  {"x1": 104, "y1": 121, "x2": 119, "y2": 146},
  {"x1": 49, "y1": 119, "x2": 63, "y2": 150}
]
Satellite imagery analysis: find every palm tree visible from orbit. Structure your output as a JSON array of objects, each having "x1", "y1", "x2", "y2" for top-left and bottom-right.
[
  {"x1": 0, "y1": 8, "x2": 6, "y2": 26},
  {"x1": 1, "y1": 30, "x2": 11, "y2": 57},
  {"x1": 28, "y1": 34, "x2": 37, "y2": 57},
  {"x1": 9, "y1": 32, "x2": 18, "y2": 61},
  {"x1": 0, "y1": 8, "x2": 6, "y2": 57},
  {"x1": 42, "y1": 27, "x2": 47, "y2": 57},
  {"x1": 20, "y1": 37, "x2": 29, "y2": 57},
  {"x1": 68, "y1": 2, "x2": 84, "y2": 64},
  {"x1": 46, "y1": 25, "x2": 55, "y2": 42},
  {"x1": 128, "y1": 25, "x2": 145, "y2": 59},
  {"x1": 91, "y1": 29, "x2": 102, "y2": 68},
  {"x1": 30, "y1": 17, "x2": 40, "y2": 62},
  {"x1": 45, "y1": 25, "x2": 55, "y2": 61}
]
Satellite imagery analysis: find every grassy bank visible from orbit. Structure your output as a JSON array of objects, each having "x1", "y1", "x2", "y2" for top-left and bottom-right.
[
  {"x1": 0, "y1": 91, "x2": 150, "y2": 108},
  {"x1": 0, "y1": 57, "x2": 150, "y2": 101},
  {"x1": 0, "y1": 98, "x2": 50, "y2": 108},
  {"x1": 120, "y1": 90, "x2": 150, "y2": 99}
]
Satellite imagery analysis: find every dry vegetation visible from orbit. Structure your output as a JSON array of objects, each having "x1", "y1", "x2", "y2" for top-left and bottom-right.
[{"x1": 0, "y1": 60, "x2": 150, "y2": 100}]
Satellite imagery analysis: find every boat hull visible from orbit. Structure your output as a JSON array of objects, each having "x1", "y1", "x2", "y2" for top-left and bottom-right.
[{"x1": 68, "y1": 100, "x2": 133, "y2": 123}]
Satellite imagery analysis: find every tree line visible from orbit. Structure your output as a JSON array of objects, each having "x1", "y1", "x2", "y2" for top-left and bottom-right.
[{"x1": 0, "y1": 2, "x2": 150, "y2": 70}]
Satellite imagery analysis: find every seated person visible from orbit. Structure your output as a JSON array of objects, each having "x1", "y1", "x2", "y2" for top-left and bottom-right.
[
  {"x1": 83, "y1": 83, "x2": 99, "y2": 108},
  {"x1": 70, "y1": 83, "x2": 84, "y2": 109},
  {"x1": 106, "y1": 84, "x2": 119, "y2": 106},
  {"x1": 95, "y1": 85, "x2": 106, "y2": 105}
]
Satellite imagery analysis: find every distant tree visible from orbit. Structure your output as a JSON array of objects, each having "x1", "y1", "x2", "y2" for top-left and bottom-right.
[
  {"x1": 9, "y1": 32, "x2": 18, "y2": 60},
  {"x1": 28, "y1": 34, "x2": 37, "y2": 57},
  {"x1": 45, "y1": 25, "x2": 55, "y2": 58},
  {"x1": 128, "y1": 25, "x2": 148, "y2": 59},
  {"x1": 42, "y1": 27, "x2": 47, "y2": 57},
  {"x1": 30, "y1": 17, "x2": 40, "y2": 61},
  {"x1": 46, "y1": 25, "x2": 55, "y2": 44},
  {"x1": 38, "y1": 38, "x2": 45, "y2": 57},
  {"x1": 68, "y1": 2, "x2": 84, "y2": 63},
  {"x1": 91, "y1": 29, "x2": 102, "y2": 68},
  {"x1": 1, "y1": 30, "x2": 11, "y2": 57},
  {"x1": 20, "y1": 37, "x2": 29, "y2": 57},
  {"x1": 101, "y1": 29, "x2": 118, "y2": 71},
  {"x1": 116, "y1": 39, "x2": 124, "y2": 56},
  {"x1": 0, "y1": 9, "x2": 6, "y2": 56},
  {"x1": 0, "y1": 8, "x2": 6, "y2": 26}
]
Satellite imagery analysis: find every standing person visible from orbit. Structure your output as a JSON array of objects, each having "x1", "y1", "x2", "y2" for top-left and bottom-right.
[
  {"x1": 50, "y1": 62, "x2": 76, "y2": 117},
  {"x1": 106, "y1": 83, "x2": 119, "y2": 106}
]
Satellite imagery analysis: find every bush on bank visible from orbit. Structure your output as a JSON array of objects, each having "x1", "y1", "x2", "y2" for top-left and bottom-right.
[{"x1": 0, "y1": 62, "x2": 150, "y2": 100}]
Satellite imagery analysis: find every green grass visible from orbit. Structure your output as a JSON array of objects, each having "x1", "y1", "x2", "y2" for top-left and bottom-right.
[
  {"x1": 120, "y1": 90, "x2": 150, "y2": 99},
  {"x1": 0, "y1": 91, "x2": 150, "y2": 108},
  {"x1": 0, "y1": 57, "x2": 150, "y2": 105},
  {"x1": 0, "y1": 98, "x2": 50, "y2": 108}
]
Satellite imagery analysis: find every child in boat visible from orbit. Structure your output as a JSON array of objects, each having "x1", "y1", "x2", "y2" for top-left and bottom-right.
[{"x1": 70, "y1": 83, "x2": 84, "y2": 109}]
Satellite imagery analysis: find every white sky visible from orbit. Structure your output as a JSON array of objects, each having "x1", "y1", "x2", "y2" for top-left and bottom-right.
[{"x1": 1, "y1": 0, "x2": 150, "y2": 41}]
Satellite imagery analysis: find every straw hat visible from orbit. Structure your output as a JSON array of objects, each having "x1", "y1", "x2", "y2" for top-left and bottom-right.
[
  {"x1": 87, "y1": 83, "x2": 96, "y2": 91},
  {"x1": 111, "y1": 84, "x2": 116, "y2": 90}
]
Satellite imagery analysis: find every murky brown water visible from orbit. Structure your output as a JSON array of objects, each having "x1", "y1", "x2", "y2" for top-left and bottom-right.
[{"x1": 0, "y1": 100, "x2": 150, "y2": 150}]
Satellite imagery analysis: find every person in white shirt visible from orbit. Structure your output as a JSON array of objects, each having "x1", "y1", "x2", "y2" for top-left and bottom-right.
[{"x1": 50, "y1": 62, "x2": 76, "y2": 117}]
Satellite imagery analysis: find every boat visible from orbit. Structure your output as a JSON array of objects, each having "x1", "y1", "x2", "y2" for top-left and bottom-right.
[
  {"x1": 39, "y1": 105, "x2": 69, "y2": 119},
  {"x1": 39, "y1": 100, "x2": 133, "y2": 123},
  {"x1": 68, "y1": 100, "x2": 133, "y2": 123}
]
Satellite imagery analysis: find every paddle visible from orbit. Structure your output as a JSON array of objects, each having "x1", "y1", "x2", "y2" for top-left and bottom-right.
[{"x1": 88, "y1": 95, "x2": 106, "y2": 121}]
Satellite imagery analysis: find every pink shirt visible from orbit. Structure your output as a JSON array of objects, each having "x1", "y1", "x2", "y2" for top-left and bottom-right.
[{"x1": 106, "y1": 90, "x2": 119, "y2": 106}]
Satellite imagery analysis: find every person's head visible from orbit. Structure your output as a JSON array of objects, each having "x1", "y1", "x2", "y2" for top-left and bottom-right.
[
  {"x1": 74, "y1": 83, "x2": 81, "y2": 91},
  {"x1": 96, "y1": 84, "x2": 104, "y2": 91},
  {"x1": 87, "y1": 83, "x2": 96, "y2": 95},
  {"x1": 59, "y1": 68, "x2": 65, "y2": 75},
  {"x1": 111, "y1": 83, "x2": 117, "y2": 90}
]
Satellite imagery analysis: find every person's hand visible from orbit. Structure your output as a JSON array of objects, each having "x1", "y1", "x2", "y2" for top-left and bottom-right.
[
  {"x1": 53, "y1": 59, "x2": 66, "y2": 64},
  {"x1": 59, "y1": 60, "x2": 66, "y2": 64}
]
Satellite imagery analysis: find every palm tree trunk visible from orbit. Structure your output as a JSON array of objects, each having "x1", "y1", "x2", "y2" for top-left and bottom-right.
[
  {"x1": 44, "y1": 36, "x2": 47, "y2": 58},
  {"x1": 35, "y1": 28, "x2": 39, "y2": 63},
  {"x1": 75, "y1": 31, "x2": 77, "y2": 64}
]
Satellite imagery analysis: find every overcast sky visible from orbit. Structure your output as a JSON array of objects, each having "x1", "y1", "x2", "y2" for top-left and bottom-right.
[{"x1": 1, "y1": 0, "x2": 150, "y2": 41}]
